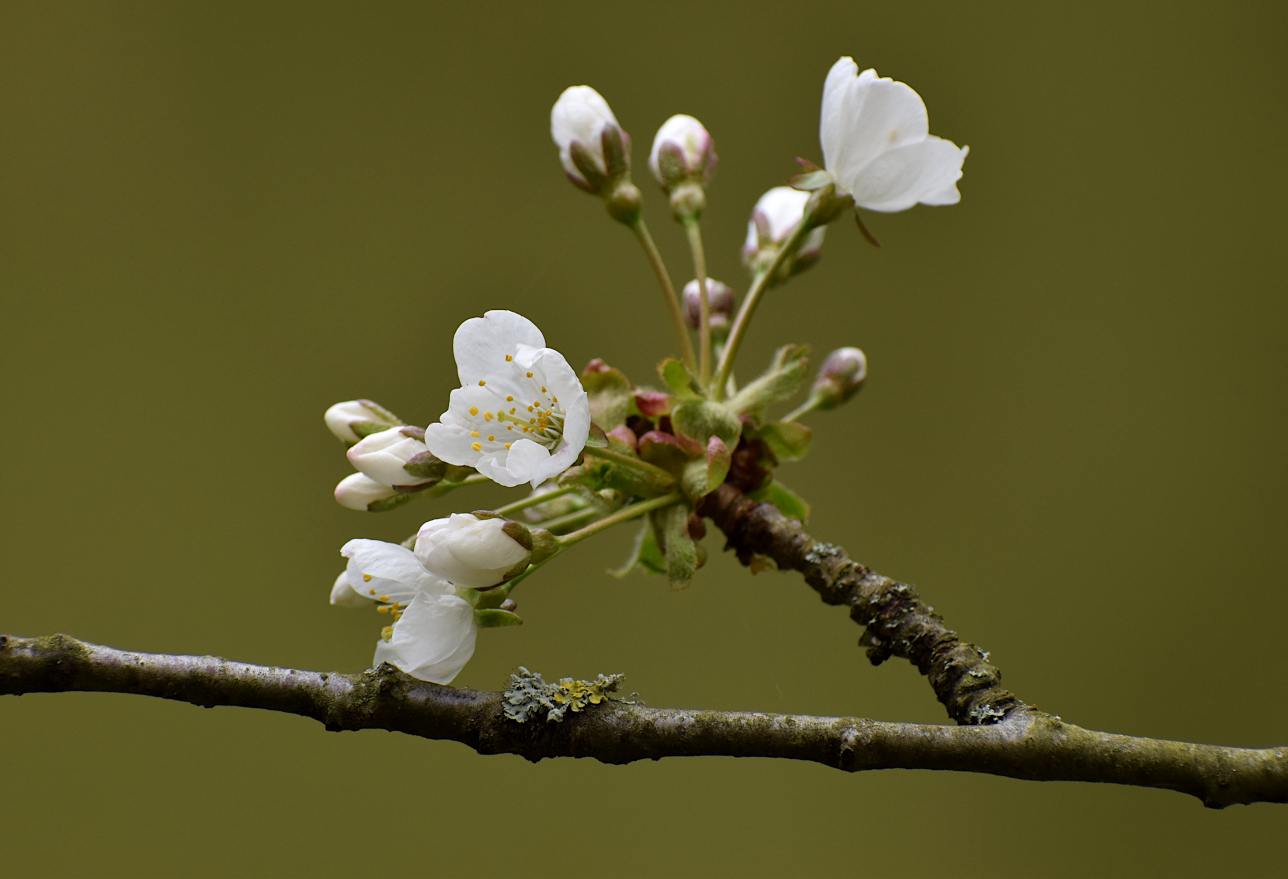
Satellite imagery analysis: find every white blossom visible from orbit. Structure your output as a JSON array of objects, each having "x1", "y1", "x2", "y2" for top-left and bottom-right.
[
  {"x1": 742, "y1": 187, "x2": 826, "y2": 264},
  {"x1": 334, "y1": 472, "x2": 399, "y2": 511},
  {"x1": 346, "y1": 427, "x2": 433, "y2": 488},
  {"x1": 335, "y1": 539, "x2": 477, "y2": 684},
  {"x1": 414, "y1": 513, "x2": 531, "y2": 590},
  {"x1": 551, "y1": 86, "x2": 621, "y2": 192},
  {"x1": 648, "y1": 114, "x2": 716, "y2": 190},
  {"x1": 820, "y1": 57, "x2": 968, "y2": 213},
  {"x1": 424, "y1": 310, "x2": 590, "y2": 489}
]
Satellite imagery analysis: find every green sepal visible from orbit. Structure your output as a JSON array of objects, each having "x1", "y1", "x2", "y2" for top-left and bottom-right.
[
  {"x1": 474, "y1": 581, "x2": 514, "y2": 609},
  {"x1": 649, "y1": 502, "x2": 697, "y2": 590},
  {"x1": 569, "y1": 139, "x2": 608, "y2": 193},
  {"x1": 753, "y1": 421, "x2": 813, "y2": 462},
  {"x1": 580, "y1": 363, "x2": 633, "y2": 431},
  {"x1": 443, "y1": 464, "x2": 476, "y2": 483},
  {"x1": 728, "y1": 344, "x2": 811, "y2": 420},
  {"x1": 671, "y1": 400, "x2": 742, "y2": 450},
  {"x1": 529, "y1": 528, "x2": 558, "y2": 564},
  {"x1": 585, "y1": 423, "x2": 609, "y2": 448},
  {"x1": 474, "y1": 608, "x2": 524, "y2": 628},
  {"x1": 750, "y1": 480, "x2": 811, "y2": 523},
  {"x1": 350, "y1": 420, "x2": 398, "y2": 440},
  {"x1": 658, "y1": 358, "x2": 703, "y2": 401},
  {"x1": 500, "y1": 519, "x2": 535, "y2": 551},
  {"x1": 403, "y1": 450, "x2": 446, "y2": 481},
  {"x1": 608, "y1": 518, "x2": 667, "y2": 578},
  {"x1": 366, "y1": 491, "x2": 419, "y2": 513}
]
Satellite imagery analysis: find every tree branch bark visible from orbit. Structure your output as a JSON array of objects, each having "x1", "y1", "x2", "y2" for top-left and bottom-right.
[
  {"x1": 4, "y1": 485, "x2": 1284, "y2": 808},
  {"x1": 1, "y1": 633, "x2": 1284, "y2": 808}
]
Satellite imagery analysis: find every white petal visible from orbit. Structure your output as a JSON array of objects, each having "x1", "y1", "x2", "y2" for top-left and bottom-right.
[
  {"x1": 346, "y1": 430, "x2": 430, "y2": 487},
  {"x1": 424, "y1": 418, "x2": 484, "y2": 467},
  {"x1": 453, "y1": 310, "x2": 546, "y2": 387},
  {"x1": 476, "y1": 438, "x2": 550, "y2": 488},
  {"x1": 850, "y1": 136, "x2": 967, "y2": 213},
  {"x1": 551, "y1": 86, "x2": 617, "y2": 184},
  {"x1": 372, "y1": 637, "x2": 400, "y2": 670},
  {"x1": 330, "y1": 571, "x2": 370, "y2": 608},
  {"x1": 820, "y1": 57, "x2": 859, "y2": 174},
  {"x1": 829, "y1": 72, "x2": 929, "y2": 196},
  {"x1": 387, "y1": 593, "x2": 478, "y2": 684}
]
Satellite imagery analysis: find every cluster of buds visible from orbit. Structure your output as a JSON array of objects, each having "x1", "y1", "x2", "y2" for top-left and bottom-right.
[{"x1": 326, "y1": 400, "x2": 452, "y2": 511}]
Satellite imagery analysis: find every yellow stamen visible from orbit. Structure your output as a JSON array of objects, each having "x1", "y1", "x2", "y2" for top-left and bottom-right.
[
  {"x1": 505, "y1": 354, "x2": 513, "y2": 361},
  {"x1": 526, "y1": 372, "x2": 533, "y2": 378},
  {"x1": 541, "y1": 386, "x2": 547, "y2": 393},
  {"x1": 362, "y1": 574, "x2": 373, "y2": 582},
  {"x1": 506, "y1": 395, "x2": 514, "y2": 402},
  {"x1": 487, "y1": 435, "x2": 495, "y2": 441},
  {"x1": 484, "y1": 411, "x2": 494, "y2": 422},
  {"x1": 505, "y1": 443, "x2": 511, "y2": 449},
  {"x1": 478, "y1": 380, "x2": 486, "y2": 386},
  {"x1": 471, "y1": 442, "x2": 482, "y2": 451},
  {"x1": 468, "y1": 406, "x2": 479, "y2": 416}
]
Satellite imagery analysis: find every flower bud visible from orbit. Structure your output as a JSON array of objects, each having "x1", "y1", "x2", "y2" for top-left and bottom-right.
[
  {"x1": 682, "y1": 278, "x2": 736, "y2": 335},
  {"x1": 811, "y1": 347, "x2": 867, "y2": 410},
  {"x1": 551, "y1": 86, "x2": 632, "y2": 199},
  {"x1": 649, "y1": 115, "x2": 717, "y2": 221},
  {"x1": 414, "y1": 512, "x2": 533, "y2": 590},
  {"x1": 346, "y1": 426, "x2": 436, "y2": 488},
  {"x1": 742, "y1": 187, "x2": 827, "y2": 278},
  {"x1": 334, "y1": 472, "x2": 399, "y2": 511},
  {"x1": 324, "y1": 400, "x2": 402, "y2": 444}
]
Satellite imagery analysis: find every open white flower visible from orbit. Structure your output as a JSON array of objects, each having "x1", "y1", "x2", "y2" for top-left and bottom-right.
[
  {"x1": 415, "y1": 513, "x2": 531, "y2": 590},
  {"x1": 335, "y1": 539, "x2": 477, "y2": 684},
  {"x1": 424, "y1": 310, "x2": 590, "y2": 489},
  {"x1": 820, "y1": 57, "x2": 968, "y2": 213}
]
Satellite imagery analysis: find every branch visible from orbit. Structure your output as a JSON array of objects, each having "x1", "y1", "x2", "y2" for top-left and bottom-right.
[{"x1": 1, "y1": 633, "x2": 1284, "y2": 808}]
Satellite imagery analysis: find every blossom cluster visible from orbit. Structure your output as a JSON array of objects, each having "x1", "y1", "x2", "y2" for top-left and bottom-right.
[{"x1": 324, "y1": 56, "x2": 966, "y2": 685}]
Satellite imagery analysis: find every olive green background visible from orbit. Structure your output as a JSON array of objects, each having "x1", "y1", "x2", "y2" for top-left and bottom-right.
[{"x1": 2, "y1": 1, "x2": 1285, "y2": 875}]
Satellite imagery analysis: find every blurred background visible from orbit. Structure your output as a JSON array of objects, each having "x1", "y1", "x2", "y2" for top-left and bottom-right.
[{"x1": 2, "y1": 1, "x2": 1285, "y2": 875}]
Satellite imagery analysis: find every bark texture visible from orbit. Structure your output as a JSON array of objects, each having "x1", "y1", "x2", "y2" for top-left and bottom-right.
[{"x1": 2, "y1": 633, "x2": 1284, "y2": 808}]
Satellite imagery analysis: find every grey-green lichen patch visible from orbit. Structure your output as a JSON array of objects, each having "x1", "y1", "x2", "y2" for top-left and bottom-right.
[
  {"x1": 803, "y1": 543, "x2": 841, "y2": 564},
  {"x1": 503, "y1": 667, "x2": 634, "y2": 723}
]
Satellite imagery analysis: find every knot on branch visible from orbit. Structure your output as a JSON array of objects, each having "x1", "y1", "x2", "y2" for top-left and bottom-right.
[{"x1": 698, "y1": 484, "x2": 1023, "y2": 725}]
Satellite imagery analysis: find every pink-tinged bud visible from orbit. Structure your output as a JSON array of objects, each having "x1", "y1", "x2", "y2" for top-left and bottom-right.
[
  {"x1": 324, "y1": 399, "x2": 401, "y2": 444},
  {"x1": 649, "y1": 114, "x2": 717, "y2": 192},
  {"x1": 634, "y1": 390, "x2": 671, "y2": 418},
  {"x1": 742, "y1": 187, "x2": 827, "y2": 277},
  {"x1": 682, "y1": 278, "x2": 736, "y2": 334},
  {"x1": 334, "y1": 473, "x2": 399, "y2": 511},
  {"x1": 812, "y1": 347, "x2": 867, "y2": 409}
]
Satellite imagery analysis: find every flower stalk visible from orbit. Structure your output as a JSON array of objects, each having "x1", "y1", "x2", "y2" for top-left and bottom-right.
[
  {"x1": 629, "y1": 218, "x2": 699, "y2": 374},
  {"x1": 683, "y1": 218, "x2": 712, "y2": 388}
]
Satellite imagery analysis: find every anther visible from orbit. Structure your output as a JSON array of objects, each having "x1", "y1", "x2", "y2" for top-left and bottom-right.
[
  {"x1": 471, "y1": 442, "x2": 482, "y2": 451},
  {"x1": 362, "y1": 574, "x2": 373, "y2": 582},
  {"x1": 468, "y1": 406, "x2": 479, "y2": 416}
]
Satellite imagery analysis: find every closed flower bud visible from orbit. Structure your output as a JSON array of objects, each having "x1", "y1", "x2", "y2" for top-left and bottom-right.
[
  {"x1": 551, "y1": 86, "x2": 632, "y2": 195},
  {"x1": 683, "y1": 278, "x2": 736, "y2": 334},
  {"x1": 742, "y1": 187, "x2": 827, "y2": 277},
  {"x1": 811, "y1": 347, "x2": 867, "y2": 409},
  {"x1": 649, "y1": 115, "x2": 716, "y2": 189},
  {"x1": 414, "y1": 512, "x2": 533, "y2": 590},
  {"x1": 324, "y1": 399, "x2": 402, "y2": 444},
  {"x1": 346, "y1": 426, "x2": 436, "y2": 488},
  {"x1": 334, "y1": 472, "x2": 399, "y2": 511}
]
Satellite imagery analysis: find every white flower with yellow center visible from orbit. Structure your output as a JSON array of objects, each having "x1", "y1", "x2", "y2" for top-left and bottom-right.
[
  {"x1": 425, "y1": 310, "x2": 591, "y2": 489},
  {"x1": 333, "y1": 539, "x2": 477, "y2": 685},
  {"x1": 820, "y1": 56, "x2": 968, "y2": 213}
]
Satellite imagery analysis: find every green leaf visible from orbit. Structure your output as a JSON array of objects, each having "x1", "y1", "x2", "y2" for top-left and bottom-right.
[
  {"x1": 750, "y1": 480, "x2": 811, "y2": 523},
  {"x1": 728, "y1": 344, "x2": 811, "y2": 420},
  {"x1": 787, "y1": 169, "x2": 834, "y2": 191},
  {"x1": 649, "y1": 503, "x2": 697, "y2": 590},
  {"x1": 658, "y1": 358, "x2": 703, "y2": 401},
  {"x1": 474, "y1": 609, "x2": 524, "y2": 628},
  {"x1": 671, "y1": 400, "x2": 742, "y2": 450},
  {"x1": 580, "y1": 362, "x2": 633, "y2": 431},
  {"x1": 754, "y1": 421, "x2": 813, "y2": 462},
  {"x1": 608, "y1": 519, "x2": 667, "y2": 577},
  {"x1": 681, "y1": 436, "x2": 732, "y2": 498}
]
